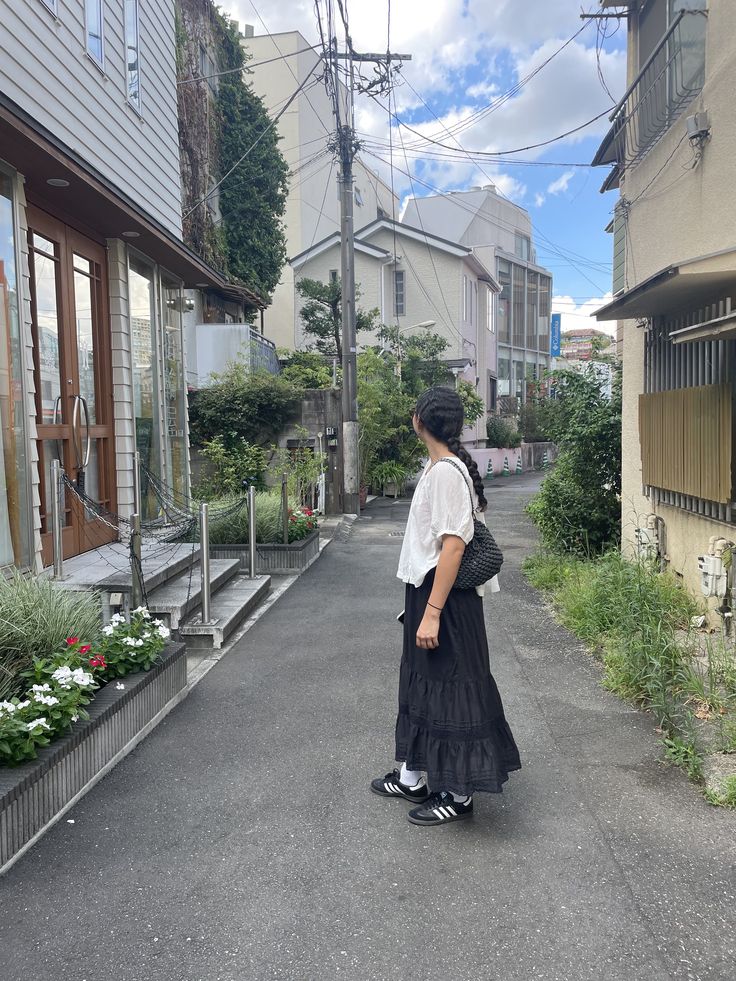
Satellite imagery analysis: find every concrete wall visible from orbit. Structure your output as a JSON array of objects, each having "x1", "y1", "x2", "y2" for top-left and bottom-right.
[
  {"x1": 616, "y1": 0, "x2": 736, "y2": 606},
  {"x1": 1, "y1": 0, "x2": 182, "y2": 237},
  {"x1": 277, "y1": 389, "x2": 343, "y2": 515}
]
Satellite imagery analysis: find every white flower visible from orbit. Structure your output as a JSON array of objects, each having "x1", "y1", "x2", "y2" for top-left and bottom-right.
[
  {"x1": 71, "y1": 668, "x2": 94, "y2": 687},
  {"x1": 136, "y1": 638, "x2": 145, "y2": 647},
  {"x1": 152, "y1": 619, "x2": 164, "y2": 627},
  {"x1": 31, "y1": 684, "x2": 51, "y2": 694},
  {"x1": 33, "y1": 694, "x2": 60, "y2": 707},
  {"x1": 102, "y1": 624, "x2": 115, "y2": 636},
  {"x1": 52, "y1": 666, "x2": 73, "y2": 684},
  {"x1": 26, "y1": 717, "x2": 51, "y2": 731},
  {"x1": 115, "y1": 682, "x2": 125, "y2": 691},
  {"x1": 133, "y1": 607, "x2": 151, "y2": 619},
  {"x1": 0, "y1": 701, "x2": 17, "y2": 714},
  {"x1": 122, "y1": 636, "x2": 137, "y2": 647},
  {"x1": 15, "y1": 700, "x2": 30, "y2": 710},
  {"x1": 143, "y1": 632, "x2": 152, "y2": 640},
  {"x1": 71, "y1": 715, "x2": 79, "y2": 723},
  {"x1": 157, "y1": 625, "x2": 170, "y2": 640},
  {"x1": 110, "y1": 613, "x2": 126, "y2": 625}
]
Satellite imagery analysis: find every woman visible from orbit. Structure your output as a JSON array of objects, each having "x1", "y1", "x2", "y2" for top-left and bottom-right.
[{"x1": 371, "y1": 386, "x2": 521, "y2": 826}]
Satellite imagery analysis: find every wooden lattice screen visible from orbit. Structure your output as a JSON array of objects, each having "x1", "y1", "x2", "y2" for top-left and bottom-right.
[{"x1": 639, "y1": 384, "x2": 733, "y2": 503}]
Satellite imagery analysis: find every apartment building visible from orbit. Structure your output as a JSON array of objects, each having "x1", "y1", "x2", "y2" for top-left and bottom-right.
[
  {"x1": 403, "y1": 185, "x2": 553, "y2": 406},
  {"x1": 241, "y1": 28, "x2": 398, "y2": 349},
  {"x1": 592, "y1": 0, "x2": 735, "y2": 608},
  {"x1": 0, "y1": 0, "x2": 252, "y2": 571}
]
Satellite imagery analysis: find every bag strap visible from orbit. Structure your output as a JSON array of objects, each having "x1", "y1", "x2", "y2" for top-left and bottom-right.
[{"x1": 437, "y1": 457, "x2": 477, "y2": 518}]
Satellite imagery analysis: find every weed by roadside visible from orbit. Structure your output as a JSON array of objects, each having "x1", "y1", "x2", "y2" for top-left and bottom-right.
[{"x1": 524, "y1": 550, "x2": 736, "y2": 808}]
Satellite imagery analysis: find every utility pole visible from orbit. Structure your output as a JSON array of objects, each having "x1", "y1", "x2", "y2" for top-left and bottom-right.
[{"x1": 324, "y1": 5, "x2": 410, "y2": 514}]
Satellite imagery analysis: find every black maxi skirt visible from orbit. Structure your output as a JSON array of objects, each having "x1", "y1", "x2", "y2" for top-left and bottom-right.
[{"x1": 395, "y1": 568, "x2": 521, "y2": 796}]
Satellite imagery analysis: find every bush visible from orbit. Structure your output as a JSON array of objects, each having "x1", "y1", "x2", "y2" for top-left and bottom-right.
[
  {"x1": 194, "y1": 435, "x2": 267, "y2": 500},
  {"x1": 526, "y1": 365, "x2": 621, "y2": 555},
  {"x1": 188, "y1": 365, "x2": 302, "y2": 450},
  {"x1": 202, "y1": 492, "x2": 317, "y2": 545},
  {"x1": 0, "y1": 574, "x2": 101, "y2": 700},
  {"x1": 486, "y1": 416, "x2": 521, "y2": 449},
  {"x1": 518, "y1": 401, "x2": 551, "y2": 442},
  {"x1": 278, "y1": 350, "x2": 334, "y2": 389}
]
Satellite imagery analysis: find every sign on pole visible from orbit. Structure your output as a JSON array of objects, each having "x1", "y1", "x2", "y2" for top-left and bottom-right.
[{"x1": 550, "y1": 313, "x2": 561, "y2": 357}]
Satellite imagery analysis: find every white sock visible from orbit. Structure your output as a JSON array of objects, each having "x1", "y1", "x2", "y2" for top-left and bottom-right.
[
  {"x1": 399, "y1": 763, "x2": 424, "y2": 788},
  {"x1": 448, "y1": 792, "x2": 471, "y2": 805}
]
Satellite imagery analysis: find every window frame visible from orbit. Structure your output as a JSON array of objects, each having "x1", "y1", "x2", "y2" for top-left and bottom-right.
[
  {"x1": 394, "y1": 269, "x2": 405, "y2": 317},
  {"x1": 124, "y1": 0, "x2": 141, "y2": 114},
  {"x1": 84, "y1": 0, "x2": 105, "y2": 70},
  {"x1": 39, "y1": 0, "x2": 58, "y2": 14}
]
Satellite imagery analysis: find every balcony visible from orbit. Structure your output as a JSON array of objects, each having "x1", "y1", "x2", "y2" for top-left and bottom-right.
[{"x1": 593, "y1": 9, "x2": 706, "y2": 180}]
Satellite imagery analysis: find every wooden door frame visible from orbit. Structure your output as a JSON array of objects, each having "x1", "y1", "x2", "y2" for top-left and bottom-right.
[{"x1": 28, "y1": 206, "x2": 117, "y2": 564}]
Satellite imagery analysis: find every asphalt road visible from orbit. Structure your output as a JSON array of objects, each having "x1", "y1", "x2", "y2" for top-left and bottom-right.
[{"x1": 1, "y1": 472, "x2": 734, "y2": 981}]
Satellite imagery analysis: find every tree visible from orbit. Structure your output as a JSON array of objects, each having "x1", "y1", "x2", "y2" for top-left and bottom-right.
[
  {"x1": 375, "y1": 324, "x2": 453, "y2": 396},
  {"x1": 296, "y1": 277, "x2": 380, "y2": 358},
  {"x1": 278, "y1": 350, "x2": 334, "y2": 390},
  {"x1": 217, "y1": 23, "x2": 289, "y2": 298}
]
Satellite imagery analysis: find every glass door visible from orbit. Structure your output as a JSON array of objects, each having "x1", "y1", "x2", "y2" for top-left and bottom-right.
[{"x1": 29, "y1": 208, "x2": 116, "y2": 564}]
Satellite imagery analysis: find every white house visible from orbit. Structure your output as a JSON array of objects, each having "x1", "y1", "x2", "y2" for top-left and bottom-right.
[
  {"x1": 403, "y1": 185, "x2": 554, "y2": 404},
  {"x1": 291, "y1": 217, "x2": 501, "y2": 445},
  {"x1": 0, "y1": 0, "x2": 248, "y2": 572},
  {"x1": 241, "y1": 27, "x2": 398, "y2": 349}
]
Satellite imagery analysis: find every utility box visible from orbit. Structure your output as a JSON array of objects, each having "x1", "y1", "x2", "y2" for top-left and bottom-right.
[{"x1": 636, "y1": 514, "x2": 660, "y2": 562}]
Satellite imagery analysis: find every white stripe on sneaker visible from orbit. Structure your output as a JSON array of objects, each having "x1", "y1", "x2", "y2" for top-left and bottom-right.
[{"x1": 447, "y1": 805, "x2": 457, "y2": 816}]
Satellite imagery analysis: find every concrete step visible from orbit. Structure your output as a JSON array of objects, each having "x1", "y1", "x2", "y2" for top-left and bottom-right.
[
  {"x1": 179, "y1": 575, "x2": 271, "y2": 650},
  {"x1": 146, "y1": 559, "x2": 241, "y2": 630}
]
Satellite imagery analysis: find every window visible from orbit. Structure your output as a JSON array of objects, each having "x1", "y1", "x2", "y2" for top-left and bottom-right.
[
  {"x1": 124, "y1": 0, "x2": 140, "y2": 111},
  {"x1": 355, "y1": 187, "x2": 364, "y2": 207},
  {"x1": 462, "y1": 275, "x2": 468, "y2": 321},
  {"x1": 514, "y1": 233, "x2": 531, "y2": 261},
  {"x1": 329, "y1": 269, "x2": 338, "y2": 284},
  {"x1": 486, "y1": 285, "x2": 495, "y2": 332},
  {"x1": 40, "y1": 0, "x2": 57, "y2": 13},
  {"x1": 526, "y1": 271, "x2": 538, "y2": 350},
  {"x1": 0, "y1": 171, "x2": 32, "y2": 567},
  {"x1": 538, "y1": 275, "x2": 551, "y2": 353},
  {"x1": 489, "y1": 376, "x2": 497, "y2": 412},
  {"x1": 85, "y1": 0, "x2": 104, "y2": 67},
  {"x1": 497, "y1": 259, "x2": 511, "y2": 344},
  {"x1": 512, "y1": 264, "x2": 525, "y2": 347},
  {"x1": 394, "y1": 270, "x2": 405, "y2": 316}
]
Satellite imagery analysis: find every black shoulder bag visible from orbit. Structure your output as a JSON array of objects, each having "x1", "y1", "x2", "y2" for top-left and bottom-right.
[{"x1": 440, "y1": 458, "x2": 503, "y2": 590}]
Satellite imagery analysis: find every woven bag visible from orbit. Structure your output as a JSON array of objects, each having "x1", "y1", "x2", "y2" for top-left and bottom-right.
[{"x1": 440, "y1": 458, "x2": 503, "y2": 589}]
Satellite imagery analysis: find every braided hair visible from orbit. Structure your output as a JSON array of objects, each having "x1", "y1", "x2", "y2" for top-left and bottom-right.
[{"x1": 415, "y1": 386, "x2": 488, "y2": 511}]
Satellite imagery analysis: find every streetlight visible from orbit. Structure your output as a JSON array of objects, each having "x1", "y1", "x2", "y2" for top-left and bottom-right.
[{"x1": 397, "y1": 320, "x2": 436, "y2": 381}]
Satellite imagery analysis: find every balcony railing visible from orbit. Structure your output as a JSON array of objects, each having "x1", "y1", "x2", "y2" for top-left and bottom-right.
[{"x1": 593, "y1": 9, "x2": 706, "y2": 173}]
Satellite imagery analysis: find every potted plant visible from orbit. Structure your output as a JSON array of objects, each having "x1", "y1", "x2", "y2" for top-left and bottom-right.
[{"x1": 370, "y1": 461, "x2": 410, "y2": 499}]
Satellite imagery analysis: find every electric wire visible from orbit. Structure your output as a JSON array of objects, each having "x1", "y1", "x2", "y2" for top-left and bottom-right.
[{"x1": 177, "y1": 44, "x2": 322, "y2": 84}]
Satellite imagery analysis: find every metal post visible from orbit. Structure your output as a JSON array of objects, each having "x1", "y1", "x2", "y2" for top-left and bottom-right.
[
  {"x1": 199, "y1": 501, "x2": 211, "y2": 624},
  {"x1": 130, "y1": 513, "x2": 143, "y2": 610},
  {"x1": 133, "y1": 451, "x2": 142, "y2": 518},
  {"x1": 51, "y1": 459, "x2": 64, "y2": 580},
  {"x1": 248, "y1": 485, "x2": 257, "y2": 580},
  {"x1": 282, "y1": 473, "x2": 289, "y2": 545},
  {"x1": 339, "y1": 121, "x2": 360, "y2": 516}
]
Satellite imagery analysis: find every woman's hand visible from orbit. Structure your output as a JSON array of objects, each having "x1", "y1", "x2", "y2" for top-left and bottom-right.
[{"x1": 416, "y1": 607, "x2": 441, "y2": 650}]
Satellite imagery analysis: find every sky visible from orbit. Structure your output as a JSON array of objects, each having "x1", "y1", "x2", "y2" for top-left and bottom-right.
[{"x1": 222, "y1": 0, "x2": 626, "y2": 335}]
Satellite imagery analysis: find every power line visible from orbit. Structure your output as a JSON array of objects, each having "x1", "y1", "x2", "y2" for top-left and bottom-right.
[{"x1": 177, "y1": 44, "x2": 322, "y2": 84}]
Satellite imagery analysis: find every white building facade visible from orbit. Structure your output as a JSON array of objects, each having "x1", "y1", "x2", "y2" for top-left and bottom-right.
[
  {"x1": 403, "y1": 186, "x2": 553, "y2": 405},
  {"x1": 0, "y1": 0, "x2": 241, "y2": 571}
]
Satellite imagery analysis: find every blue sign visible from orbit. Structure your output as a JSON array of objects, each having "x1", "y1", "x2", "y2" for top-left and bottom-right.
[{"x1": 550, "y1": 313, "x2": 561, "y2": 357}]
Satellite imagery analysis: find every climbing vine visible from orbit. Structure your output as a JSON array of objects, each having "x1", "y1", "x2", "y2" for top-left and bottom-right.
[{"x1": 175, "y1": 0, "x2": 288, "y2": 299}]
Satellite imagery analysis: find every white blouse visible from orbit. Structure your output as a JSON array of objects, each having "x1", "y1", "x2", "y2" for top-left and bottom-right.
[{"x1": 397, "y1": 456, "x2": 500, "y2": 598}]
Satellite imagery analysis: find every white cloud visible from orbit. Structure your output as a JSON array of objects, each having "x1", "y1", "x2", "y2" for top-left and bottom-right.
[
  {"x1": 552, "y1": 294, "x2": 617, "y2": 337},
  {"x1": 547, "y1": 170, "x2": 575, "y2": 196},
  {"x1": 534, "y1": 192, "x2": 546, "y2": 208}
]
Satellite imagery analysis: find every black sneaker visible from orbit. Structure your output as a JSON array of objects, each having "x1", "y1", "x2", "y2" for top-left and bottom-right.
[
  {"x1": 407, "y1": 791, "x2": 473, "y2": 826},
  {"x1": 370, "y1": 769, "x2": 429, "y2": 803}
]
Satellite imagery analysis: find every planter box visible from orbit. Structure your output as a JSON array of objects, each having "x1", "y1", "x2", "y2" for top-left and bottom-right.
[
  {"x1": 211, "y1": 529, "x2": 320, "y2": 576},
  {"x1": 0, "y1": 642, "x2": 186, "y2": 874}
]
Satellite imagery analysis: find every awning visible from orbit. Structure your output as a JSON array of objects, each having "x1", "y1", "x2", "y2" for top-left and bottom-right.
[
  {"x1": 671, "y1": 311, "x2": 736, "y2": 344},
  {"x1": 594, "y1": 247, "x2": 736, "y2": 321}
]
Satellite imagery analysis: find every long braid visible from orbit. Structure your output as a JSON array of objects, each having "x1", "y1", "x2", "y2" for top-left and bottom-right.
[{"x1": 415, "y1": 386, "x2": 488, "y2": 512}]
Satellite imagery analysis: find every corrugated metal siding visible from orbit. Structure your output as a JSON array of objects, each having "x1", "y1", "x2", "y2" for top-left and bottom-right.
[
  {"x1": 640, "y1": 384, "x2": 732, "y2": 502},
  {"x1": 1, "y1": 1, "x2": 182, "y2": 236}
]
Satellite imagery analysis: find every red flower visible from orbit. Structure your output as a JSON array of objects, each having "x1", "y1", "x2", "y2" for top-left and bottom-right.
[
  {"x1": 79, "y1": 644, "x2": 91, "y2": 655},
  {"x1": 66, "y1": 636, "x2": 79, "y2": 646},
  {"x1": 89, "y1": 655, "x2": 107, "y2": 669},
  {"x1": 303, "y1": 508, "x2": 313, "y2": 516}
]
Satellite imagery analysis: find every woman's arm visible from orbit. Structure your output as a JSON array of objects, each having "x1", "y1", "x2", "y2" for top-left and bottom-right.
[{"x1": 415, "y1": 535, "x2": 465, "y2": 650}]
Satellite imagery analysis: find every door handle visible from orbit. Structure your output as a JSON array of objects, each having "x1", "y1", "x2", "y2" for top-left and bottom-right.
[
  {"x1": 71, "y1": 395, "x2": 91, "y2": 471},
  {"x1": 79, "y1": 396, "x2": 91, "y2": 469}
]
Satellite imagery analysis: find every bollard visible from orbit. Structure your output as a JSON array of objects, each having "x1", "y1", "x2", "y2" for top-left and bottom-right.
[
  {"x1": 51, "y1": 459, "x2": 64, "y2": 580},
  {"x1": 200, "y1": 501, "x2": 211, "y2": 624},
  {"x1": 249, "y1": 485, "x2": 257, "y2": 580},
  {"x1": 130, "y1": 513, "x2": 144, "y2": 610}
]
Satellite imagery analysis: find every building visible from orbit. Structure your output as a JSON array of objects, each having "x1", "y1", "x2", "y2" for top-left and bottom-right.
[
  {"x1": 402, "y1": 185, "x2": 553, "y2": 406},
  {"x1": 0, "y1": 0, "x2": 256, "y2": 571},
  {"x1": 241, "y1": 28, "x2": 398, "y2": 349},
  {"x1": 290, "y1": 216, "x2": 500, "y2": 445},
  {"x1": 591, "y1": 0, "x2": 734, "y2": 608},
  {"x1": 560, "y1": 327, "x2": 613, "y2": 361}
]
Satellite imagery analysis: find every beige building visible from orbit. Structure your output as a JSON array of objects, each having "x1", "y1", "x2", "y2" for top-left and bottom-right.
[
  {"x1": 241, "y1": 28, "x2": 397, "y2": 349},
  {"x1": 593, "y1": 0, "x2": 735, "y2": 610},
  {"x1": 291, "y1": 218, "x2": 501, "y2": 444}
]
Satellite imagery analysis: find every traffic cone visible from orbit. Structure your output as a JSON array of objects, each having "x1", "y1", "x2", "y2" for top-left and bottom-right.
[
  {"x1": 515, "y1": 454, "x2": 523, "y2": 475},
  {"x1": 502, "y1": 456, "x2": 510, "y2": 477},
  {"x1": 542, "y1": 450, "x2": 550, "y2": 470},
  {"x1": 486, "y1": 458, "x2": 494, "y2": 480}
]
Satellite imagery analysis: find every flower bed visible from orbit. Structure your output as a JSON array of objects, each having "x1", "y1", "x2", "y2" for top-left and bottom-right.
[
  {"x1": 211, "y1": 528, "x2": 320, "y2": 575},
  {"x1": 0, "y1": 639, "x2": 186, "y2": 872}
]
